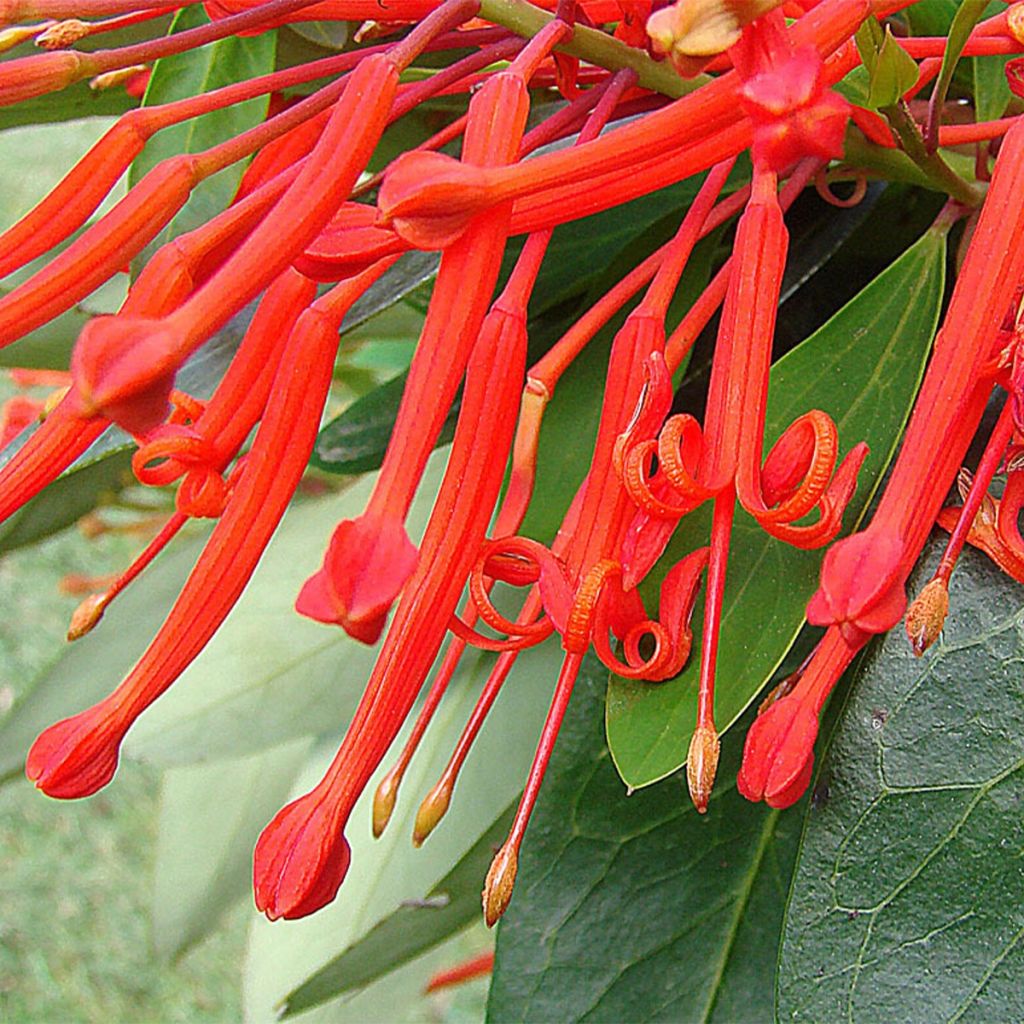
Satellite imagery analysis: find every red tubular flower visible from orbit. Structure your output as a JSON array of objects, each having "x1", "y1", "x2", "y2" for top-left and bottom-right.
[
  {"x1": 736, "y1": 652, "x2": 826, "y2": 809},
  {"x1": 298, "y1": 20, "x2": 567, "y2": 644},
  {"x1": 370, "y1": 69, "x2": 643, "y2": 840},
  {"x1": 254, "y1": 264, "x2": 530, "y2": 921},
  {"x1": 64, "y1": 54, "x2": 402, "y2": 435},
  {"x1": 9, "y1": 0, "x2": 1021, "y2": 945},
  {"x1": 377, "y1": 0, "x2": 871, "y2": 247},
  {"x1": 25, "y1": 259, "x2": 392, "y2": 799},
  {"x1": 742, "y1": 117, "x2": 1024, "y2": 809}
]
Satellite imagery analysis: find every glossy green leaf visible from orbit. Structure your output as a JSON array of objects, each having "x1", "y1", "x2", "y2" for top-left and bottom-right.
[
  {"x1": 152, "y1": 736, "x2": 313, "y2": 959},
  {"x1": 128, "y1": 6, "x2": 276, "y2": 269},
  {"x1": 778, "y1": 545, "x2": 1024, "y2": 1023},
  {"x1": 488, "y1": 655, "x2": 807, "y2": 1023},
  {"x1": 607, "y1": 224, "x2": 949, "y2": 789},
  {"x1": 279, "y1": 801, "x2": 514, "y2": 1017}
]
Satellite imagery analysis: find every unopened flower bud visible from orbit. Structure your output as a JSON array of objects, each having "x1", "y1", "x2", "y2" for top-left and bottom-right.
[
  {"x1": 89, "y1": 64, "x2": 148, "y2": 92},
  {"x1": 372, "y1": 769, "x2": 400, "y2": 838},
  {"x1": 67, "y1": 593, "x2": 109, "y2": 641},
  {"x1": 0, "y1": 22, "x2": 48, "y2": 52}
]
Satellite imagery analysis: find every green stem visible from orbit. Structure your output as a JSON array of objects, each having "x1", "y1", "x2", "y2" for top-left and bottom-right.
[
  {"x1": 842, "y1": 127, "x2": 937, "y2": 190},
  {"x1": 478, "y1": 0, "x2": 707, "y2": 99},
  {"x1": 880, "y1": 100, "x2": 985, "y2": 206}
]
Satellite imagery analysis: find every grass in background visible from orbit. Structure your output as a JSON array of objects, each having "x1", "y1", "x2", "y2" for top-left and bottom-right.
[{"x1": 0, "y1": 523, "x2": 247, "y2": 1024}]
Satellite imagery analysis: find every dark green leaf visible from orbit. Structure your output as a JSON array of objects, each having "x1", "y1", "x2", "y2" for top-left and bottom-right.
[
  {"x1": 280, "y1": 802, "x2": 515, "y2": 1017},
  {"x1": 313, "y1": 370, "x2": 458, "y2": 474},
  {"x1": 903, "y1": 0, "x2": 960, "y2": 36},
  {"x1": 778, "y1": 544, "x2": 1024, "y2": 1023},
  {"x1": 152, "y1": 737, "x2": 313, "y2": 959},
  {"x1": 488, "y1": 655, "x2": 805, "y2": 1023},
  {"x1": 128, "y1": 6, "x2": 276, "y2": 269},
  {"x1": 607, "y1": 223, "x2": 949, "y2": 789},
  {"x1": 0, "y1": 446, "x2": 133, "y2": 557}
]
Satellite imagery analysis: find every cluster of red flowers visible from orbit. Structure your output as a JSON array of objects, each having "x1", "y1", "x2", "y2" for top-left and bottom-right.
[{"x1": 3, "y1": 0, "x2": 1024, "y2": 925}]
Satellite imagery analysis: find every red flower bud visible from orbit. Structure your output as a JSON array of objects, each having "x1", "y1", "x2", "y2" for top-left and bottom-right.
[{"x1": 737, "y1": 694, "x2": 819, "y2": 809}]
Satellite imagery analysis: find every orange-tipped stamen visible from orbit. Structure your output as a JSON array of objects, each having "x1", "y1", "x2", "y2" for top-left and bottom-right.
[
  {"x1": 483, "y1": 650, "x2": 583, "y2": 926},
  {"x1": 67, "y1": 512, "x2": 188, "y2": 640}
]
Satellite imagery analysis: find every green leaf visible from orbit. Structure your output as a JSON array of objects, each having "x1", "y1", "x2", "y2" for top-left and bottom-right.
[
  {"x1": 313, "y1": 369, "x2": 459, "y2": 474},
  {"x1": 973, "y1": 54, "x2": 1013, "y2": 123},
  {"x1": 903, "y1": 0, "x2": 961, "y2": 36},
  {"x1": 778, "y1": 545, "x2": 1024, "y2": 1023},
  {"x1": 488, "y1": 655, "x2": 806, "y2": 1023},
  {"x1": 607, "y1": 223, "x2": 949, "y2": 789},
  {"x1": 152, "y1": 736, "x2": 313, "y2": 959},
  {"x1": 288, "y1": 19, "x2": 349, "y2": 50},
  {"x1": 860, "y1": 23, "x2": 921, "y2": 109},
  {"x1": 927, "y1": 0, "x2": 988, "y2": 146},
  {"x1": 128, "y1": 6, "x2": 276, "y2": 269},
  {"x1": 0, "y1": 445, "x2": 133, "y2": 557},
  {"x1": 279, "y1": 801, "x2": 515, "y2": 1017}
]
